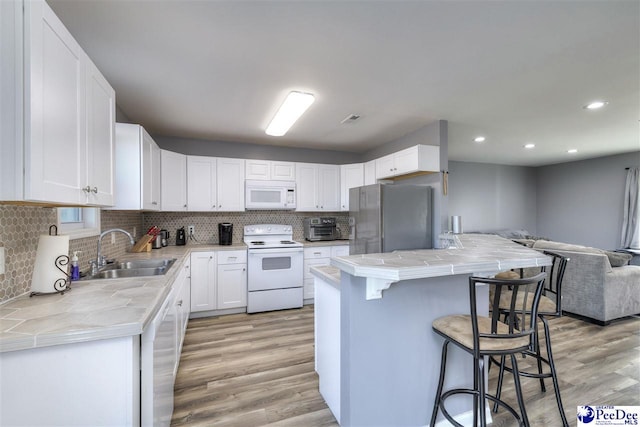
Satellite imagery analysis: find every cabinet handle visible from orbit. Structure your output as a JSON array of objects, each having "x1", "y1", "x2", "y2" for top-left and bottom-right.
[
  {"x1": 183, "y1": 204, "x2": 187, "y2": 208},
  {"x1": 82, "y1": 186, "x2": 91, "y2": 193},
  {"x1": 219, "y1": 205, "x2": 222, "y2": 208},
  {"x1": 177, "y1": 300, "x2": 183, "y2": 307},
  {"x1": 91, "y1": 187, "x2": 98, "y2": 193},
  {"x1": 152, "y1": 201, "x2": 158, "y2": 205},
  {"x1": 242, "y1": 268, "x2": 246, "y2": 271}
]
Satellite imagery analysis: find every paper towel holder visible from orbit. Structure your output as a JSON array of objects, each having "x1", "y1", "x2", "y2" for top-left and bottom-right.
[{"x1": 29, "y1": 226, "x2": 71, "y2": 297}]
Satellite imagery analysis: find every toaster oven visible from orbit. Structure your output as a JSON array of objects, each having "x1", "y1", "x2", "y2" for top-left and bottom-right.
[{"x1": 303, "y1": 217, "x2": 339, "y2": 241}]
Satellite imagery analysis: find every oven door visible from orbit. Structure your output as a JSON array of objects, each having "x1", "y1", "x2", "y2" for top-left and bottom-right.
[{"x1": 247, "y1": 248, "x2": 303, "y2": 291}]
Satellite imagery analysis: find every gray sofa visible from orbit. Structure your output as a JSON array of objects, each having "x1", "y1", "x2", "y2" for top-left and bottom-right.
[{"x1": 523, "y1": 240, "x2": 640, "y2": 325}]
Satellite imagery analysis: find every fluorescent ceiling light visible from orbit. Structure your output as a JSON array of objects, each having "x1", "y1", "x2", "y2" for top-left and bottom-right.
[
  {"x1": 265, "y1": 91, "x2": 315, "y2": 136},
  {"x1": 524, "y1": 143, "x2": 535, "y2": 149},
  {"x1": 567, "y1": 148, "x2": 578, "y2": 154},
  {"x1": 473, "y1": 136, "x2": 486, "y2": 143},
  {"x1": 584, "y1": 101, "x2": 608, "y2": 110}
]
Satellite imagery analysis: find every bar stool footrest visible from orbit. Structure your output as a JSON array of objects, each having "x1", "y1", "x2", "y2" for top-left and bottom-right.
[{"x1": 438, "y1": 387, "x2": 525, "y2": 427}]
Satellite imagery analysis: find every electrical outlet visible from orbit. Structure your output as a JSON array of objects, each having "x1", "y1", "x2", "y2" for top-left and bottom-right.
[
  {"x1": 0, "y1": 247, "x2": 5, "y2": 275},
  {"x1": 188, "y1": 225, "x2": 195, "y2": 236}
]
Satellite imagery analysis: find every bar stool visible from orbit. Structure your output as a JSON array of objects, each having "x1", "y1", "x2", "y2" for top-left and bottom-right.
[
  {"x1": 430, "y1": 272, "x2": 547, "y2": 427},
  {"x1": 492, "y1": 251, "x2": 570, "y2": 427}
]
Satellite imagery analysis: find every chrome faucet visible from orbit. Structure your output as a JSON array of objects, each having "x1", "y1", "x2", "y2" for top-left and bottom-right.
[{"x1": 95, "y1": 228, "x2": 135, "y2": 271}]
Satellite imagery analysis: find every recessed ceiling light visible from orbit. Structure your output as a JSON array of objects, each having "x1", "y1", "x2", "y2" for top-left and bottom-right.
[
  {"x1": 584, "y1": 101, "x2": 608, "y2": 110},
  {"x1": 524, "y1": 143, "x2": 535, "y2": 149},
  {"x1": 265, "y1": 91, "x2": 315, "y2": 137},
  {"x1": 567, "y1": 149, "x2": 578, "y2": 154},
  {"x1": 473, "y1": 136, "x2": 486, "y2": 143}
]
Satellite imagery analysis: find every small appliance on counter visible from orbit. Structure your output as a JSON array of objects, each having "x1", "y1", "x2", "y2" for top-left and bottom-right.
[
  {"x1": 176, "y1": 227, "x2": 186, "y2": 246},
  {"x1": 303, "y1": 217, "x2": 339, "y2": 241},
  {"x1": 218, "y1": 223, "x2": 233, "y2": 245},
  {"x1": 160, "y1": 229, "x2": 169, "y2": 247}
]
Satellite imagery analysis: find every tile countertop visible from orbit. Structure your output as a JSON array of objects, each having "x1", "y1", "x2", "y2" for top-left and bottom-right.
[
  {"x1": 0, "y1": 243, "x2": 246, "y2": 353},
  {"x1": 301, "y1": 239, "x2": 350, "y2": 247},
  {"x1": 330, "y1": 234, "x2": 551, "y2": 282}
]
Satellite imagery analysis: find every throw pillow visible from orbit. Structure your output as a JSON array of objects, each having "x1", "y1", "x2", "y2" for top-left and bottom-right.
[{"x1": 604, "y1": 251, "x2": 633, "y2": 267}]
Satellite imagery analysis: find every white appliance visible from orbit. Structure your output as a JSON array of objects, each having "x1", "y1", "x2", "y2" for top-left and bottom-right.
[
  {"x1": 245, "y1": 180, "x2": 296, "y2": 210},
  {"x1": 244, "y1": 224, "x2": 304, "y2": 313}
]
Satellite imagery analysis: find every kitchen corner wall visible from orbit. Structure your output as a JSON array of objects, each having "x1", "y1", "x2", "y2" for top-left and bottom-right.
[
  {"x1": 143, "y1": 211, "x2": 349, "y2": 245},
  {"x1": 0, "y1": 206, "x2": 142, "y2": 303}
]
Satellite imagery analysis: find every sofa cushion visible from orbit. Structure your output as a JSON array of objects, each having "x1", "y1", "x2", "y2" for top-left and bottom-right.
[
  {"x1": 532, "y1": 240, "x2": 613, "y2": 272},
  {"x1": 604, "y1": 251, "x2": 633, "y2": 267}
]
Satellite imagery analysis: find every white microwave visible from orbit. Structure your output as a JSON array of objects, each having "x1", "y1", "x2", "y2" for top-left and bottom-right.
[{"x1": 245, "y1": 180, "x2": 296, "y2": 210}]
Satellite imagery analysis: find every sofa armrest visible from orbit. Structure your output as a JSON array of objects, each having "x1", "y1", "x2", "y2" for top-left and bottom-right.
[{"x1": 603, "y1": 265, "x2": 640, "y2": 320}]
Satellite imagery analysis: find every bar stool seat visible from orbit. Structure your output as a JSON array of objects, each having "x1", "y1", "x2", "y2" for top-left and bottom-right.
[{"x1": 430, "y1": 272, "x2": 547, "y2": 427}]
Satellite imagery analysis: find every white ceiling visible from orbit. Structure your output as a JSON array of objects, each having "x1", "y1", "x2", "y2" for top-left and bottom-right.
[{"x1": 48, "y1": 0, "x2": 640, "y2": 166}]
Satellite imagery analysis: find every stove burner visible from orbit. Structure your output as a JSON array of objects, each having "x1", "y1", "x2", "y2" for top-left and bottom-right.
[
  {"x1": 250, "y1": 241, "x2": 265, "y2": 245},
  {"x1": 280, "y1": 240, "x2": 296, "y2": 245}
]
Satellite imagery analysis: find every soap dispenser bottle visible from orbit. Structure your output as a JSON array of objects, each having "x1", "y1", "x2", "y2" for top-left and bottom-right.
[{"x1": 70, "y1": 251, "x2": 80, "y2": 281}]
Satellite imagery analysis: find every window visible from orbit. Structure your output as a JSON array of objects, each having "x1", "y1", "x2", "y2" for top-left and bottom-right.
[{"x1": 57, "y1": 208, "x2": 101, "y2": 239}]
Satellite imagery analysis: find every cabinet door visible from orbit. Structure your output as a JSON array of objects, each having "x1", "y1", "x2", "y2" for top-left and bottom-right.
[
  {"x1": 85, "y1": 59, "x2": 115, "y2": 206},
  {"x1": 318, "y1": 164, "x2": 340, "y2": 211},
  {"x1": 187, "y1": 156, "x2": 217, "y2": 211},
  {"x1": 304, "y1": 257, "x2": 329, "y2": 300},
  {"x1": 245, "y1": 160, "x2": 270, "y2": 180},
  {"x1": 271, "y1": 161, "x2": 296, "y2": 180},
  {"x1": 25, "y1": 0, "x2": 85, "y2": 204},
  {"x1": 394, "y1": 145, "x2": 419, "y2": 175},
  {"x1": 142, "y1": 130, "x2": 160, "y2": 210},
  {"x1": 331, "y1": 245, "x2": 349, "y2": 257},
  {"x1": 216, "y1": 158, "x2": 245, "y2": 211},
  {"x1": 216, "y1": 263, "x2": 247, "y2": 309},
  {"x1": 295, "y1": 163, "x2": 318, "y2": 211},
  {"x1": 160, "y1": 150, "x2": 187, "y2": 211},
  {"x1": 340, "y1": 163, "x2": 364, "y2": 211},
  {"x1": 190, "y1": 252, "x2": 216, "y2": 312},
  {"x1": 375, "y1": 153, "x2": 395, "y2": 179},
  {"x1": 364, "y1": 160, "x2": 376, "y2": 185}
]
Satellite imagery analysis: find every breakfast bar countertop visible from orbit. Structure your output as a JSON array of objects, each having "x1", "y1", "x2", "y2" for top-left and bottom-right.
[
  {"x1": 0, "y1": 243, "x2": 246, "y2": 353},
  {"x1": 330, "y1": 234, "x2": 550, "y2": 282}
]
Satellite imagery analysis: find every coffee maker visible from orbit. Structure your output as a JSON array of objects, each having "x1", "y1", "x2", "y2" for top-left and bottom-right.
[
  {"x1": 176, "y1": 227, "x2": 186, "y2": 246},
  {"x1": 218, "y1": 223, "x2": 233, "y2": 245}
]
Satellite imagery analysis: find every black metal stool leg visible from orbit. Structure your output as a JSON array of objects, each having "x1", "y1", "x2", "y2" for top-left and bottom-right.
[
  {"x1": 430, "y1": 340, "x2": 449, "y2": 427},
  {"x1": 534, "y1": 320, "x2": 546, "y2": 392},
  {"x1": 541, "y1": 316, "x2": 569, "y2": 427},
  {"x1": 510, "y1": 353, "x2": 530, "y2": 427},
  {"x1": 478, "y1": 356, "x2": 487, "y2": 426},
  {"x1": 493, "y1": 354, "x2": 506, "y2": 413}
]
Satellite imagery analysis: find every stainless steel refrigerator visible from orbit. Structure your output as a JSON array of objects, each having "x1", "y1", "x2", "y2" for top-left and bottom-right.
[{"x1": 349, "y1": 184, "x2": 433, "y2": 255}]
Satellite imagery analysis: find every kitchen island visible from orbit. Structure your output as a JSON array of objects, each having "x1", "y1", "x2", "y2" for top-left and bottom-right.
[{"x1": 312, "y1": 234, "x2": 550, "y2": 427}]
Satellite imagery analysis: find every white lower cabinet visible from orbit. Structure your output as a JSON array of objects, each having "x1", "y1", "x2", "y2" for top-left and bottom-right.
[
  {"x1": 191, "y1": 250, "x2": 247, "y2": 314},
  {"x1": 217, "y1": 250, "x2": 247, "y2": 309},
  {"x1": 303, "y1": 245, "x2": 348, "y2": 302}
]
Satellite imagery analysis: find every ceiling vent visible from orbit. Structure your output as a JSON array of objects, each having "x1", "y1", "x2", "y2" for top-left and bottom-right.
[{"x1": 341, "y1": 114, "x2": 361, "y2": 124}]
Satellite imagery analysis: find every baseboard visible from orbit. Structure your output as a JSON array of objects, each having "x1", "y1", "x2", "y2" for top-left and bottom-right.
[
  {"x1": 562, "y1": 311, "x2": 640, "y2": 326},
  {"x1": 428, "y1": 407, "x2": 493, "y2": 427}
]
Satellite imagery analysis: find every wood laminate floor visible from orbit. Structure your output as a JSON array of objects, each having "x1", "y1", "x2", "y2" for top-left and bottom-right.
[{"x1": 171, "y1": 306, "x2": 639, "y2": 427}]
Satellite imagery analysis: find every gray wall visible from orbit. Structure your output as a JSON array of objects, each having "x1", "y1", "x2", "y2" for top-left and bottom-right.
[
  {"x1": 448, "y1": 161, "x2": 538, "y2": 234},
  {"x1": 536, "y1": 151, "x2": 640, "y2": 250}
]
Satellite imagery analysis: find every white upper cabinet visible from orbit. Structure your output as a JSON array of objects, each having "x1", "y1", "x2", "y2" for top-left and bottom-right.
[
  {"x1": 296, "y1": 163, "x2": 340, "y2": 212},
  {"x1": 245, "y1": 160, "x2": 295, "y2": 181},
  {"x1": 187, "y1": 156, "x2": 217, "y2": 211},
  {"x1": 85, "y1": 58, "x2": 115, "y2": 206},
  {"x1": 364, "y1": 160, "x2": 376, "y2": 185},
  {"x1": 187, "y1": 156, "x2": 244, "y2": 212},
  {"x1": 111, "y1": 123, "x2": 160, "y2": 210},
  {"x1": 216, "y1": 158, "x2": 245, "y2": 211},
  {"x1": 0, "y1": 0, "x2": 114, "y2": 206},
  {"x1": 161, "y1": 150, "x2": 187, "y2": 211},
  {"x1": 340, "y1": 163, "x2": 364, "y2": 211},
  {"x1": 375, "y1": 145, "x2": 440, "y2": 180}
]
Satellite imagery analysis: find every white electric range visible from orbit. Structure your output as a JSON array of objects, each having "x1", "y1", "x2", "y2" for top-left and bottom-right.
[{"x1": 244, "y1": 224, "x2": 304, "y2": 313}]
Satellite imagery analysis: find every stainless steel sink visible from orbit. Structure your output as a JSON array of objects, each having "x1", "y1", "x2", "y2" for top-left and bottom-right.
[
  {"x1": 82, "y1": 258, "x2": 176, "y2": 280},
  {"x1": 103, "y1": 258, "x2": 176, "y2": 271}
]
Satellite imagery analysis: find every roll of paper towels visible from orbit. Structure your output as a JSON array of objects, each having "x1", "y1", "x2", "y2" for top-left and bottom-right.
[
  {"x1": 451, "y1": 216, "x2": 463, "y2": 234},
  {"x1": 31, "y1": 234, "x2": 70, "y2": 294}
]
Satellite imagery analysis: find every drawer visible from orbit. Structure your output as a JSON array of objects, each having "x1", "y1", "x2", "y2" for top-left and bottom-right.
[
  {"x1": 331, "y1": 245, "x2": 349, "y2": 257},
  {"x1": 304, "y1": 246, "x2": 331, "y2": 259},
  {"x1": 217, "y1": 250, "x2": 247, "y2": 264}
]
